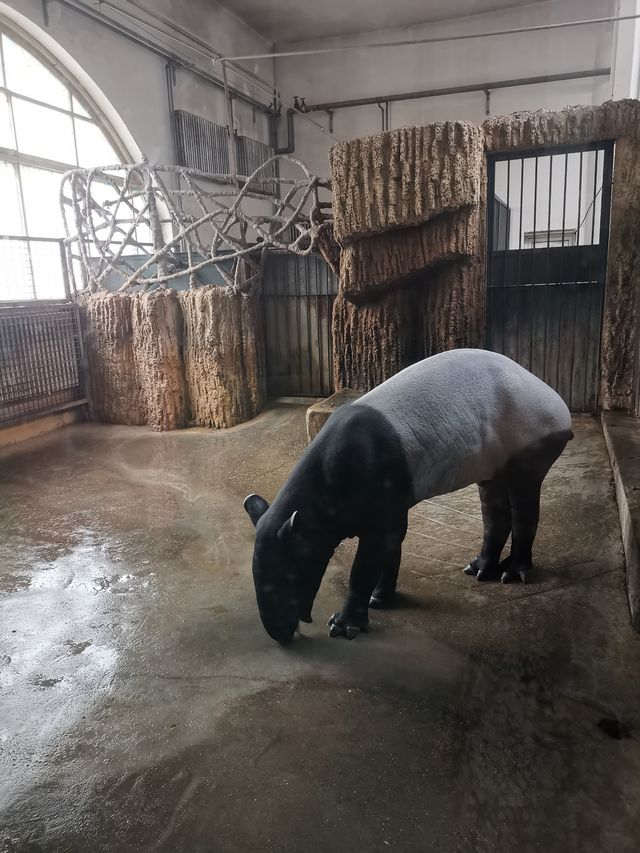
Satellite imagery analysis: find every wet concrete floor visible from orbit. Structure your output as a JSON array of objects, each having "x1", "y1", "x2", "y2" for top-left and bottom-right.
[{"x1": 1, "y1": 407, "x2": 639, "y2": 852}]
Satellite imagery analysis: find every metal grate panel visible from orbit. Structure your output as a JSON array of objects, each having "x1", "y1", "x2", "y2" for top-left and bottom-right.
[
  {"x1": 174, "y1": 109, "x2": 276, "y2": 195},
  {"x1": 174, "y1": 110, "x2": 230, "y2": 174},
  {"x1": 236, "y1": 135, "x2": 277, "y2": 196},
  {"x1": 0, "y1": 302, "x2": 85, "y2": 424}
]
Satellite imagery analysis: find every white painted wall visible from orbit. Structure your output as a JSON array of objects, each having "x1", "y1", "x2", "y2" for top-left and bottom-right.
[
  {"x1": 275, "y1": 0, "x2": 619, "y2": 179},
  {"x1": 0, "y1": 0, "x2": 276, "y2": 162}
]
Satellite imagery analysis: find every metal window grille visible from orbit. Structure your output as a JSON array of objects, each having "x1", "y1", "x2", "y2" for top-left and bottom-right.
[
  {"x1": 0, "y1": 236, "x2": 71, "y2": 302},
  {"x1": 0, "y1": 302, "x2": 85, "y2": 425}
]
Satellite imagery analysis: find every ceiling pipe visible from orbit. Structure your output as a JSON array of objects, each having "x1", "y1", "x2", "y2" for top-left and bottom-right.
[
  {"x1": 299, "y1": 68, "x2": 611, "y2": 113},
  {"x1": 215, "y1": 13, "x2": 640, "y2": 63}
]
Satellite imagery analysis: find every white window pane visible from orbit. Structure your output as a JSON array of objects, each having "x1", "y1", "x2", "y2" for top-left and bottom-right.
[
  {"x1": 29, "y1": 240, "x2": 66, "y2": 298},
  {"x1": 72, "y1": 95, "x2": 90, "y2": 118},
  {"x1": 0, "y1": 239, "x2": 34, "y2": 299},
  {"x1": 0, "y1": 93, "x2": 16, "y2": 149},
  {"x1": 2, "y1": 34, "x2": 69, "y2": 109},
  {"x1": 13, "y1": 99, "x2": 76, "y2": 164},
  {"x1": 0, "y1": 162, "x2": 24, "y2": 234},
  {"x1": 20, "y1": 167, "x2": 65, "y2": 237},
  {"x1": 74, "y1": 118, "x2": 118, "y2": 167}
]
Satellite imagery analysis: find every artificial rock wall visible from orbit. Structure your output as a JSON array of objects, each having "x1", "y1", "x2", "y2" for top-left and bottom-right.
[
  {"x1": 79, "y1": 286, "x2": 265, "y2": 431},
  {"x1": 330, "y1": 122, "x2": 486, "y2": 390},
  {"x1": 330, "y1": 100, "x2": 640, "y2": 409}
]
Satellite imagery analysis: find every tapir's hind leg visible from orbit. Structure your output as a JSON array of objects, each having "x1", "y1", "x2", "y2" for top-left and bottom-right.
[
  {"x1": 464, "y1": 477, "x2": 511, "y2": 581},
  {"x1": 500, "y1": 431, "x2": 571, "y2": 584}
]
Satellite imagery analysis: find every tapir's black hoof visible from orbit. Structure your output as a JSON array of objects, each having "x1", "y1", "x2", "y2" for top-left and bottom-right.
[
  {"x1": 465, "y1": 556, "x2": 501, "y2": 582},
  {"x1": 327, "y1": 612, "x2": 369, "y2": 640},
  {"x1": 499, "y1": 557, "x2": 529, "y2": 584},
  {"x1": 463, "y1": 557, "x2": 480, "y2": 576}
]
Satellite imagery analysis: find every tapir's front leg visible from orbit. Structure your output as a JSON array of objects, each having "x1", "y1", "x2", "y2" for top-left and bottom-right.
[{"x1": 329, "y1": 523, "x2": 406, "y2": 639}]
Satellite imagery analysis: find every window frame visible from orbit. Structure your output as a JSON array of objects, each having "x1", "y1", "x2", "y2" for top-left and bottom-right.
[{"x1": 0, "y1": 15, "x2": 130, "y2": 239}]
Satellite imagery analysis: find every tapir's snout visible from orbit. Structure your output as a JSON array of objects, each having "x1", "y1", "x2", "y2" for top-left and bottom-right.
[{"x1": 254, "y1": 577, "x2": 300, "y2": 645}]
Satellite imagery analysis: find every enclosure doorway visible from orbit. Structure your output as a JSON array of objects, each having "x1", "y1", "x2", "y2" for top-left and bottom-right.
[
  {"x1": 486, "y1": 141, "x2": 614, "y2": 413},
  {"x1": 262, "y1": 252, "x2": 338, "y2": 397}
]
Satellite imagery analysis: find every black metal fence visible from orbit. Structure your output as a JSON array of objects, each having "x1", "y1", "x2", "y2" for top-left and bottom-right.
[{"x1": 0, "y1": 302, "x2": 85, "y2": 425}]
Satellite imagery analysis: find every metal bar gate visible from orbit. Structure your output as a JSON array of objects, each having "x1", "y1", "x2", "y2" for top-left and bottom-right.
[
  {"x1": 262, "y1": 252, "x2": 338, "y2": 398},
  {"x1": 486, "y1": 141, "x2": 614, "y2": 412}
]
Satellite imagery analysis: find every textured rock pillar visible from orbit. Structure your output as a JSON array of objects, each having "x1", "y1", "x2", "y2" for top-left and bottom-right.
[
  {"x1": 600, "y1": 136, "x2": 640, "y2": 409},
  {"x1": 180, "y1": 287, "x2": 266, "y2": 428},
  {"x1": 79, "y1": 292, "x2": 145, "y2": 425},
  {"x1": 330, "y1": 121, "x2": 486, "y2": 391},
  {"x1": 131, "y1": 289, "x2": 187, "y2": 431}
]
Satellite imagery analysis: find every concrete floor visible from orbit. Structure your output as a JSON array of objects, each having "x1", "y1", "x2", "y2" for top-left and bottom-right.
[{"x1": 1, "y1": 407, "x2": 640, "y2": 853}]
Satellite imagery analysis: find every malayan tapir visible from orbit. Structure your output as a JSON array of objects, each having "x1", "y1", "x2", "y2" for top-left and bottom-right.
[{"x1": 244, "y1": 349, "x2": 572, "y2": 644}]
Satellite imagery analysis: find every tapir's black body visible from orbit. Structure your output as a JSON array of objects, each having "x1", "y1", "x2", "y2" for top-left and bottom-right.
[{"x1": 244, "y1": 350, "x2": 572, "y2": 644}]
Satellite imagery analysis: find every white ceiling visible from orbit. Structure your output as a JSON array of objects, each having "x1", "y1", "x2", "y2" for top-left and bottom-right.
[{"x1": 220, "y1": 0, "x2": 547, "y2": 45}]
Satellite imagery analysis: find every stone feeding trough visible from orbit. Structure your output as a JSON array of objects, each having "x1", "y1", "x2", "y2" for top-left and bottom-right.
[{"x1": 306, "y1": 388, "x2": 364, "y2": 442}]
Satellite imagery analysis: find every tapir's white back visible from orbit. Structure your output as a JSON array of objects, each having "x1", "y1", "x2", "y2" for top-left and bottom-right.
[{"x1": 353, "y1": 349, "x2": 571, "y2": 501}]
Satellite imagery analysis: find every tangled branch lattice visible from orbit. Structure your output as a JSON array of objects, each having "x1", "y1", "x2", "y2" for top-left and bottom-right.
[{"x1": 61, "y1": 156, "x2": 333, "y2": 293}]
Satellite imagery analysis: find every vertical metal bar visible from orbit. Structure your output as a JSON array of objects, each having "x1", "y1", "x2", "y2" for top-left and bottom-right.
[
  {"x1": 573, "y1": 151, "x2": 584, "y2": 285},
  {"x1": 327, "y1": 262, "x2": 334, "y2": 393},
  {"x1": 305, "y1": 257, "x2": 313, "y2": 395},
  {"x1": 484, "y1": 155, "x2": 495, "y2": 351},
  {"x1": 221, "y1": 61, "x2": 239, "y2": 181},
  {"x1": 502, "y1": 160, "x2": 510, "y2": 355},
  {"x1": 270, "y1": 256, "x2": 278, "y2": 395},
  {"x1": 284, "y1": 256, "x2": 292, "y2": 396},
  {"x1": 518, "y1": 158, "x2": 525, "y2": 366},
  {"x1": 561, "y1": 153, "x2": 568, "y2": 247},
  {"x1": 294, "y1": 256, "x2": 303, "y2": 394},
  {"x1": 565, "y1": 153, "x2": 580, "y2": 409},
  {"x1": 315, "y1": 256, "x2": 323, "y2": 394},
  {"x1": 544, "y1": 156, "x2": 553, "y2": 386},
  {"x1": 59, "y1": 239, "x2": 72, "y2": 301},
  {"x1": 532, "y1": 155, "x2": 538, "y2": 248}
]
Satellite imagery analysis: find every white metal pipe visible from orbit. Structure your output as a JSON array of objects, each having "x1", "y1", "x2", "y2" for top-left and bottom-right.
[{"x1": 214, "y1": 13, "x2": 640, "y2": 63}]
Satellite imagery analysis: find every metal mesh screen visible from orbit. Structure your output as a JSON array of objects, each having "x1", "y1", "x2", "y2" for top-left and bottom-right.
[
  {"x1": 0, "y1": 236, "x2": 70, "y2": 302},
  {"x1": 0, "y1": 303, "x2": 85, "y2": 424}
]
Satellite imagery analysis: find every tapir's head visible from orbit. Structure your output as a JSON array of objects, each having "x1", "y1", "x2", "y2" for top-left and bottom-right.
[{"x1": 243, "y1": 494, "x2": 331, "y2": 645}]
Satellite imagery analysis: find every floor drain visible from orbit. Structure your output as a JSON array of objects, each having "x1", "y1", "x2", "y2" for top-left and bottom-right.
[{"x1": 597, "y1": 718, "x2": 632, "y2": 740}]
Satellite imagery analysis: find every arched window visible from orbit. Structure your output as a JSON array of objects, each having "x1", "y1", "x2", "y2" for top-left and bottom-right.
[{"x1": 0, "y1": 19, "x2": 129, "y2": 299}]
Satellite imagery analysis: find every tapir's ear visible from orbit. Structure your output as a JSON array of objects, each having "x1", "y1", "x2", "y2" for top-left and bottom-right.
[
  {"x1": 243, "y1": 494, "x2": 269, "y2": 527},
  {"x1": 277, "y1": 510, "x2": 301, "y2": 542}
]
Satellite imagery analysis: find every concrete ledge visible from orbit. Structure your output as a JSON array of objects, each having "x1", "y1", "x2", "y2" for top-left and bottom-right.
[
  {"x1": 602, "y1": 412, "x2": 640, "y2": 630},
  {"x1": 306, "y1": 389, "x2": 364, "y2": 443},
  {"x1": 0, "y1": 409, "x2": 83, "y2": 454}
]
